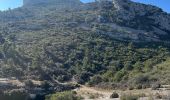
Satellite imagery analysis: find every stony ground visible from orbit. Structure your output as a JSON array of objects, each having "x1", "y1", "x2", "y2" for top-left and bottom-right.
[
  {"x1": 74, "y1": 85, "x2": 170, "y2": 100},
  {"x1": 1, "y1": 78, "x2": 170, "y2": 100}
]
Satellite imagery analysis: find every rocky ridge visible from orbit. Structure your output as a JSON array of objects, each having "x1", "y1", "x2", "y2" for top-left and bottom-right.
[{"x1": 0, "y1": 0, "x2": 170, "y2": 42}]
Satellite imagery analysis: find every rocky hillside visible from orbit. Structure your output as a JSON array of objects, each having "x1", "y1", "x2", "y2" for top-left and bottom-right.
[
  {"x1": 0, "y1": 0, "x2": 170, "y2": 90},
  {"x1": 23, "y1": 0, "x2": 81, "y2": 7}
]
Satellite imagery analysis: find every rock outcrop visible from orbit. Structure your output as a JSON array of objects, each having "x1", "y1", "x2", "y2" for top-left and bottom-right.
[
  {"x1": 23, "y1": 0, "x2": 81, "y2": 6},
  {"x1": 95, "y1": 0, "x2": 170, "y2": 41},
  {"x1": 1, "y1": 0, "x2": 170, "y2": 41}
]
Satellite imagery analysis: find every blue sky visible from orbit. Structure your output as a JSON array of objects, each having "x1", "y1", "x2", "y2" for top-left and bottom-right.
[
  {"x1": 0, "y1": 0, "x2": 23, "y2": 10},
  {"x1": 132, "y1": 0, "x2": 170, "y2": 13},
  {"x1": 0, "y1": 0, "x2": 169, "y2": 13}
]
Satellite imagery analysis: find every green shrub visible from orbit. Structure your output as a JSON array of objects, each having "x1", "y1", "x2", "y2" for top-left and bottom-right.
[
  {"x1": 45, "y1": 91, "x2": 83, "y2": 100},
  {"x1": 24, "y1": 80, "x2": 34, "y2": 88},
  {"x1": 120, "y1": 94, "x2": 139, "y2": 100},
  {"x1": 110, "y1": 92, "x2": 119, "y2": 98},
  {"x1": 0, "y1": 91, "x2": 29, "y2": 100},
  {"x1": 151, "y1": 83, "x2": 161, "y2": 90},
  {"x1": 128, "y1": 86, "x2": 134, "y2": 90},
  {"x1": 89, "y1": 94, "x2": 96, "y2": 99},
  {"x1": 136, "y1": 84, "x2": 142, "y2": 89},
  {"x1": 88, "y1": 75, "x2": 102, "y2": 86},
  {"x1": 88, "y1": 93, "x2": 101, "y2": 99},
  {"x1": 114, "y1": 70, "x2": 127, "y2": 82},
  {"x1": 134, "y1": 75, "x2": 149, "y2": 84},
  {"x1": 41, "y1": 81, "x2": 51, "y2": 91},
  {"x1": 155, "y1": 93, "x2": 162, "y2": 99}
]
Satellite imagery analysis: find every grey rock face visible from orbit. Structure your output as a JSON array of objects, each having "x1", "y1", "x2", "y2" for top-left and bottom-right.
[
  {"x1": 96, "y1": 0, "x2": 170, "y2": 41},
  {"x1": 1, "y1": 0, "x2": 170, "y2": 42},
  {"x1": 23, "y1": 0, "x2": 81, "y2": 6}
]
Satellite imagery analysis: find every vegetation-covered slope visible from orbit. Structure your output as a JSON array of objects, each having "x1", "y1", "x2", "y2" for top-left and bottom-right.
[{"x1": 0, "y1": 0, "x2": 170, "y2": 90}]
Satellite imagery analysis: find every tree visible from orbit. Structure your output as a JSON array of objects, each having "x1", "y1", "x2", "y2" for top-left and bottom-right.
[
  {"x1": 88, "y1": 75, "x2": 102, "y2": 86},
  {"x1": 124, "y1": 61, "x2": 133, "y2": 70},
  {"x1": 24, "y1": 80, "x2": 34, "y2": 88},
  {"x1": 41, "y1": 81, "x2": 51, "y2": 91},
  {"x1": 133, "y1": 61, "x2": 143, "y2": 72}
]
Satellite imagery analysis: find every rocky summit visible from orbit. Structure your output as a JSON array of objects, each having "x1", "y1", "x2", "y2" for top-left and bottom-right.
[
  {"x1": 0, "y1": 0, "x2": 170, "y2": 99},
  {"x1": 1, "y1": 0, "x2": 170, "y2": 42},
  {"x1": 23, "y1": 0, "x2": 81, "y2": 6}
]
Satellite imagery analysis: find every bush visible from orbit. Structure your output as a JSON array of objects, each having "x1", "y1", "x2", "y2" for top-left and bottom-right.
[
  {"x1": 114, "y1": 70, "x2": 127, "y2": 82},
  {"x1": 120, "y1": 94, "x2": 139, "y2": 100},
  {"x1": 0, "y1": 91, "x2": 29, "y2": 100},
  {"x1": 24, "y1": 80, "x2": 34, "y2": 88},
  {"x1": 136, "y1": 84, "x2": 142, "y2": 89},
  {"x1": 151, "y1": 83, "x2": 161, "y2": 90},
  {"x1": 134, "y1": 75, "x2": 149, "y2": 84},
  {"x1": 45, "y1": 91, "x2": 83, "y2": 100},
  {"x1": 110, "y1": 92, "x2": 119, "y2": 98},
  {"x1": 155, "y1": 93, "x2": 162, "y2": 99},
  {"x1": 76, "y1": 72, "x2": 92, "y2": 84},
  {"x1": 128, "y1": 86, "x2": 134, "y2": 90},
  {"x1": 89, "y1": 94, "x2": 96, "y2": 99},
  {"x1": 88, "y1": 93, "x2": 101, "y2": 99},
  {"x1": 88, "y1": 75, "x2": 102, "y2": 86},
  {"x1": 41, "y1": 81, "x2": 51, "y2": 91},
  {"x1": 57, "y1": 75, "x2": 71, "y2": 82},
  {"x1": 142, "y1": 83, "x2": 150, "y2": 89}
]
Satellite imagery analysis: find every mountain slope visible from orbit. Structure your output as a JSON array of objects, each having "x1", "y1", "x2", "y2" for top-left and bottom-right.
[{"x1": 0, "y1": 0, "x2": 170, "y2": 91}]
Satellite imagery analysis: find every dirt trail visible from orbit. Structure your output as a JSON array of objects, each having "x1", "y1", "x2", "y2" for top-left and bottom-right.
[
  {"x1": 1, "y1": 78, "x2": 170, "y2": 100},
  {"x1": 74, "y1": 85, "x2": 170, "y2": 100},
  {"x1": 74, "y1": 85, "x2": 118, "y2": 100}
]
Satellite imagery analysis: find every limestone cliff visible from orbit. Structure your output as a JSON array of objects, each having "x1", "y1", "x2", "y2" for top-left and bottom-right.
[{"x1": 23, "y1": 0, "x2": 81, "y2": 6}]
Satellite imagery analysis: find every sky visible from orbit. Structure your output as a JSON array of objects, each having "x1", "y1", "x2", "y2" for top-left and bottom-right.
[
  {"x1": 0, "y1": 0, "x2": 22, "y2": 11},
  {"x1": 0, "y1": 0, "x2": 169, "y2": 13}
]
